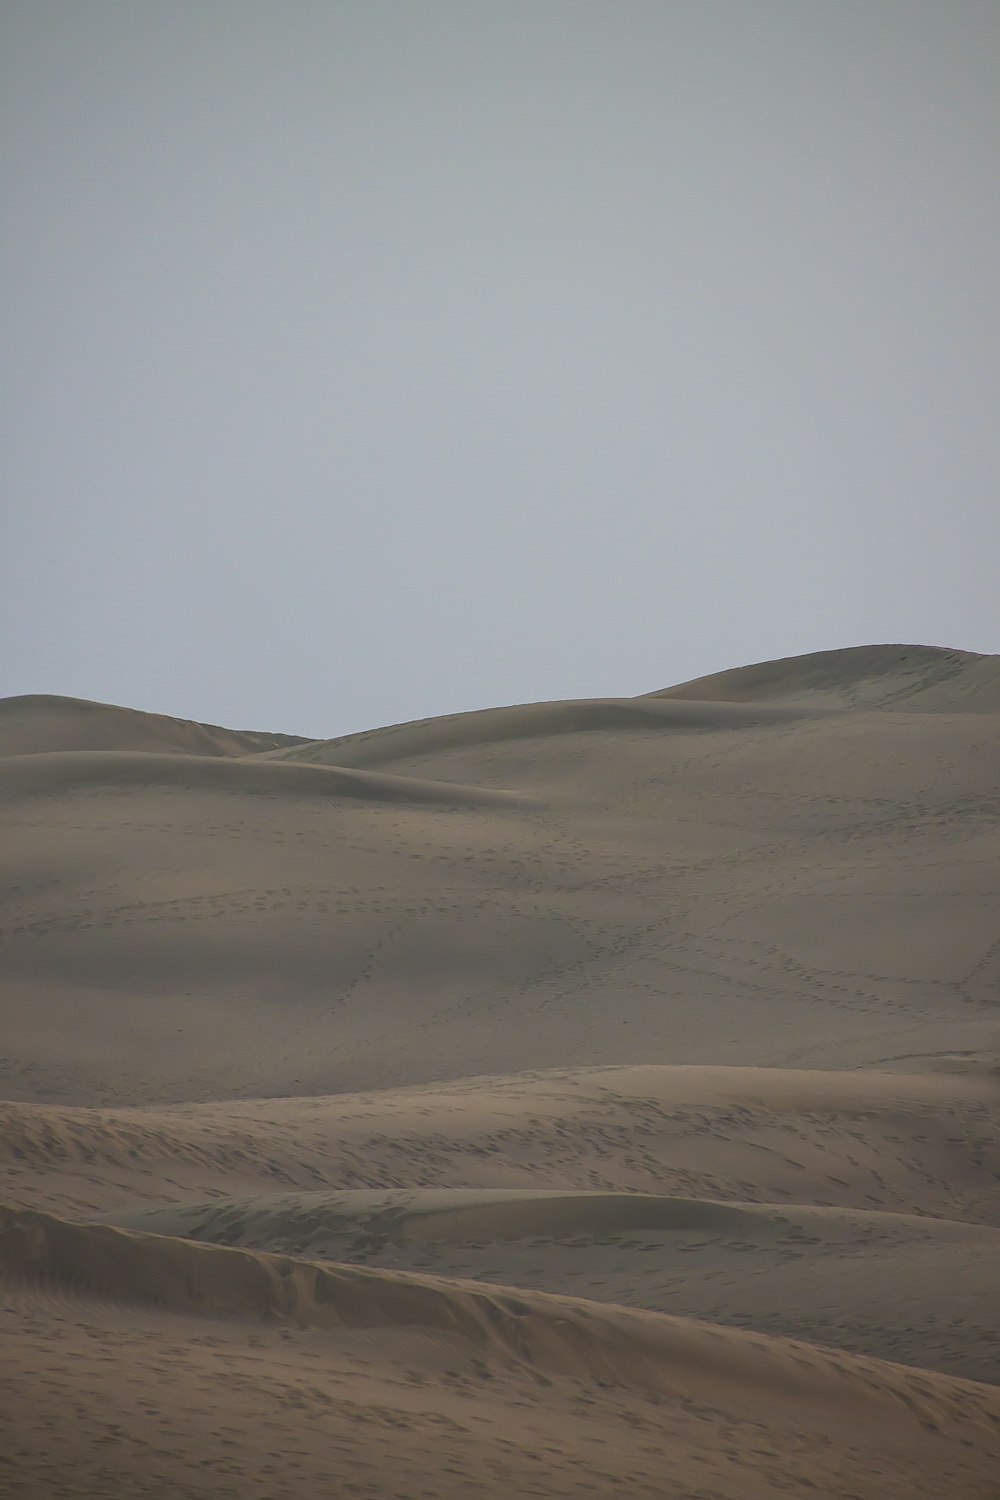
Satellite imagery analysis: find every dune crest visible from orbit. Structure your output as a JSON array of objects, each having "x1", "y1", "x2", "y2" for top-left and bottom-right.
[
  {"x1": 0, "y1": 693, "x2": 305, "y2": 758},
  {"x1": 649, "y1": 643, "x2": 1000, "y2": 710},
  {"x1": 4, "y1": 1201, "x2": 999, "y2": 1435}
]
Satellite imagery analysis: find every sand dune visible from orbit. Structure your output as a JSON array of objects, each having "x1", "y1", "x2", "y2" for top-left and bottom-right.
[
  {"x1": 3, "y1": 645, "x2": 999, "y2": 1495},
  {"x1": 3, "y1": 1203, "x2": 1000, "y2": 1500},
  {"x1": 0, "y1": 692, "x2": 305, "y2": 758},
  {"x1": 3, "y1": 1200, "x2": 997, "y2": 1417},
  {"x1": 4, "y1": 1063, "x2": 997, "y2": 1221},
  {"x1": 6, "y1": 1291, "x2": 998, "y2": 1500},
  {"x1": 99, "y1": 1186, "x2": 1000, "y2": 1383},
  {"x1": 0, "y1": 748, "x2": 531, "y2": 807},
  {"x1": 2, "y1": 1058, "x2": 994, "y2": 1388},
  {"x1": 2, "y1": 645, "x2": 997, "y2": 1104},
  {"x1": 256, "y1": 644, "x2": 1000, "y2": 769},
  {"x1": 101, "y1": 1184, "x2": 998, "y2": 1249},
  {"x1": 106, "y1": 1185, "x2": 782, "y2": 1244},
  {"x1": 649, "y1": 642, "x2": 1000, "y2": 710},
  {"x1": 255, "y1": 693, "x2": 816, "y2": 770}
]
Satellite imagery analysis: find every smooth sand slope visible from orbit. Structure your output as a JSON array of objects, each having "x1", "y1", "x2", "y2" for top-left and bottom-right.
[{"x1": 1, "y1": 644, "x2": 999, "y2": 1497}]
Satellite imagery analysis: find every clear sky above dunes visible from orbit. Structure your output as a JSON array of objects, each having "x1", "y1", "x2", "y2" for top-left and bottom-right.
[{"x1": 2, "y1": 1, "x2": 998, "y2": 738}]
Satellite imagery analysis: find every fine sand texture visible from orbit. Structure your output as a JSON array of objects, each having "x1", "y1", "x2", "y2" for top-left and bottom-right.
[{"x1": 1, "y1": 643, "x2": 999, "y2": 1497}]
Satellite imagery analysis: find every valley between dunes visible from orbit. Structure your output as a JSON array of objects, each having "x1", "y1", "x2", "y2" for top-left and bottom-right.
[{"x1": 1, "y1": 643, "x2": 998, "y2": 1498}]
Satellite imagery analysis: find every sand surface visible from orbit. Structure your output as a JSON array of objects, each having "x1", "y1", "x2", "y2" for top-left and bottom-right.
[{"x1": 1, "y1": 643, "x2": 998, "y2": 1496}]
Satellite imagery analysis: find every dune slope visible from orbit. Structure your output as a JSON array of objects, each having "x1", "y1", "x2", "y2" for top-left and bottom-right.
[
  {"x1": 0, "y1": 693, "x2": 306, "y2": 758},
  {"x1": 649, "y1": 643, "x2": 1000, "y2": 710},
  {"x1": 3, "y1": 1203, "x2": 1000, "y2": 1500}
]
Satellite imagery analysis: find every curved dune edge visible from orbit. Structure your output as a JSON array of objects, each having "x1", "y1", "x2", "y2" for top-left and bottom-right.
[
  {"x1": 257, "y1": 695, "x2": 813, "y2": 769},
  {"x1": 2, "y1": 1203, "x2": 998, "y2": 1432},
  {"x1": 647, "y1": 643, "x2": 1000, "y2": 711},
  {"x1": 0, "y1": 749, "x2": 530, "y2": 808},
  {"x1": 106, "y1": 1190, "x2": 775, "y2": 1245},
  {"x1": 256, "y1": 644, "x2": 1000, "y2": 770},
  {"x1": 101, "y1": 1187, "x2": 1000, "y2": 1250}
]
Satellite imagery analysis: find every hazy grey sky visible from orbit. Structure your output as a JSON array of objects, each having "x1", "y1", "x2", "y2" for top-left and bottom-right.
[{"x1": 3, "y1": 1, "x2": 998, "y2": 738}]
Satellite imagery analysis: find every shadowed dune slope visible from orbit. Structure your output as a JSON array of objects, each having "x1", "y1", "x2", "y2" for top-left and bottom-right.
[
  {"x1": 107, "y1": 1186, "x2": 774, "y2": 1243},
  {"x1": 99, "y1": 1187, "x2": 1000, "y2": 1385},
  {"x1": 3, "y1": 1200, "x2": 1000, "y2": 1431},
  {"x1": 0, "y1": 749, "x2": 530, "y2": 808},
  {"x1": 102, "y1": 1184, "x2": 1000, "y2": 1250}
]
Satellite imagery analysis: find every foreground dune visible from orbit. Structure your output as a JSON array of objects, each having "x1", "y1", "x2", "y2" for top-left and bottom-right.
[
  {"x1": 6, "y1": 1294, "x2": 997, "y2": 1500},
  {"x1": 2, "y1": 645, "x2": 998, "y2": 1495},
  {"x1": 2, "y1": 1204, "x2": 999, "y2": 1500},
  {"x1": 101, "y1": 1187, "x2": 1000, "y2": 1384},
  {"x1": 2, "y1": 1200, "x2": 997, "y2": 1416}
]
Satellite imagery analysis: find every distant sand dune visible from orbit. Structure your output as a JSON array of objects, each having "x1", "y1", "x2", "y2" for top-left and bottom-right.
[
  {"x1": 259, "y1": 643, "x2": 1000, "y2": 772},
  {"x1": 648, "y1": 643, "x2": 1000, "y2": 711},
  {"x1": 2, "y1": 651, "x2": 997, "y2": 1105},
  {"x1": 257, "y1": 695, "x2": 815, "y2": 770},
  {"x1": 0, "y1": 693, "x2": 306, "y2": 758}
]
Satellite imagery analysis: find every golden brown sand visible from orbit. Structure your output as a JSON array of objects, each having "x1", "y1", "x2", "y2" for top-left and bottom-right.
[{"x1": 1, "y1": 644, "x2": 998, "y2": 1496}]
